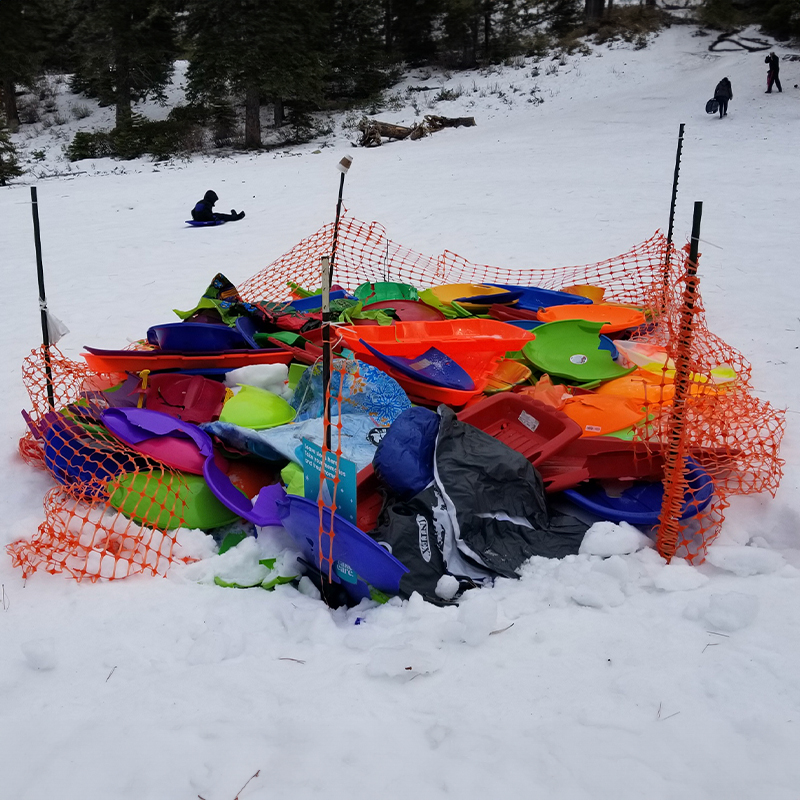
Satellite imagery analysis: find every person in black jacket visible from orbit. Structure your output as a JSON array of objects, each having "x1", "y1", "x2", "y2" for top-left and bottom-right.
[
  {"x1": 191, "y1": 190, "x2": 245, "y2": 223},
  {"x1": 765, "y1": 52, "x2": 782, "y2": 93},
  {"x1": 714, "y1": 77, "x2": 733, "y2": 118}
]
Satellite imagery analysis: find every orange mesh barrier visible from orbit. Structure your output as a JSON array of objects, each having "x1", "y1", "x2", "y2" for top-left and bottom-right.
[
  {"x1": 10, "y1": 346, "x2": 191, "y2": 580},
  {"x1": 237, "y1": 217, "x2": 669, "y2": 303},
  {"x1": 8, "y1": 216, "x2": 784, "y2": 581},
  {"x1": 316, "y1": 358, "x2": 352, "y2": 585},
  {"x1": 641, "y1": 247, "x2": 784, "y2": 560}
]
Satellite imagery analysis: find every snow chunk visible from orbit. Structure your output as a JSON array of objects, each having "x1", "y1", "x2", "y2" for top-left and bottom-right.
[
  {"x1": 569, "y1": 572, "x2": 625, "y2": 608},
  {"x1": 457, "y1": 592, "x2": 498, "y2": 646},
  {"x1": 702, "y1": 592, "x2": 759, "y2": 632},
  {"x1": 21, "y1": 638, "x2": 57, "y2": 671},
  {"x1": 297, "y1": 576, "x2": 321, "y2": 601},
  {"x1": 705, "y1": 545, "x2": 785, "y2": 577},
  {"x1": 435, "y1": 575, "x2": 460, "y2": 601},
  {"x1": 224, "y1": 364, "x2": 291, "y2": 398},
  {"x1": 173, "y1": 527, "x2": 218, "y2": 561},
  {"x1": 579, "y1": 520, "x2": 653, "y2": 556},
  {"x1": 653, "y1": 558, "x2": 709, "y2": 592},
  {"x1": 591, "y1": 554, "x2": 631, "y2": 585}
]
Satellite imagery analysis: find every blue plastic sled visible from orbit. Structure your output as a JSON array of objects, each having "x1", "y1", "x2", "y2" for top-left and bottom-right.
[
  {"x1": 359, "y1": 339, "x2": 475, "y2": 391},
  {"x1": 562, "y1": 457, "x2": 714, "y2": 526},
  {"x1": 486, "y1": 284, "x2": 593, "y2": 312},
  {"x1": 275, "y1": 491, "x2": 409, "y2": 602},
  {"x1": 185, "y1": 219, "x2": 226, "y2": 227}
]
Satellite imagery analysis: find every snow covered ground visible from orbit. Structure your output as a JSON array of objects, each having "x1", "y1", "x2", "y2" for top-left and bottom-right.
[{"x1": 3, "y1": 24, "x2": 800, "y2": 800}]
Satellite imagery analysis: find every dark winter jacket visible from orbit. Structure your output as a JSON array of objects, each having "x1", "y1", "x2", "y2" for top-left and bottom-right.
[
  {"x1": 766, "y1": 53, "x2": 780, "y2": 74},
  {"x1": 191, "y1": 190, "x2": 219, "y2": 222},
  {"x1": 714, "y1": 78, "x2": 733, "y2": 100}
]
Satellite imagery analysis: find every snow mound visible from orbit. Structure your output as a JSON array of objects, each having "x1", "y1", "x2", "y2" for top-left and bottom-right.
[
  {"x1": 653, "y1": 558, "x2": 709, "y2": 591},
  {"x1": 579, "y1": 520, "x2": 653, "y2": 556},
  {"x1": 696, "y1": 592, "x2": 760, "y2": 632},
  {"x1": 705, "y1": 545, "x2": 785, "y2": 577}
]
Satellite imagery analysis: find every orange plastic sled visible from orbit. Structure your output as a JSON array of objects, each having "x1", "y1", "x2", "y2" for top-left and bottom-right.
[
  {"x1": 594, "y1": 370, "x2": 676, "y2": 405},
  {"x1": 536, "y1": 303, "x2": 647, "y2": 333},
  {"x1": 561, "y1": 394, "x2": 648, "y2": 437},
  {"x1": 337, "y1": 319, "x2": 534, "y2": 359},
  {"x1": 485, "y1": 359, "x2": 532, "y2": 393}
]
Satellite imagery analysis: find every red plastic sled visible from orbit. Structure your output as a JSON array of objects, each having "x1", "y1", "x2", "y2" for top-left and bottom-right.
[
  {"x1": 537, "y1": 437, "x2": 665, "y2": 493},
  {"x1": 82, "y1": 346, "x2": 292, "y2": 373},
  {"x1": 456, "y1": 394, "x2": 582, "y2": 466}
]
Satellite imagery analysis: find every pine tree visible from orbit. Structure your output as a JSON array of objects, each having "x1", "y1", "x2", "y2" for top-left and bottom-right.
[
  {"x1": 186, "y1": 0, "x2": 326, "y2": 149},
  {"x1": 327, "y1": 0, "x2": 395, "y2": 100},
  {"x1": 387, "y1": 0, "x2": 443, "y2": 64},
  {"x1": 0, "y1": 0, "x2": 50, "y2": 130},
  {"x1": 548, "y1": 0, "x2": 583, "y2": 35},
  {"x1": 70, "y1": 0, "x2": 179, "y2": 130},
  {"x1": 491, "y1": 0, "x2": 543, "y2": 59},
  {"x1": 440, "y1": 0, "x2": 484, "y2": 68},
  {"x1": 0, "y1": 122, "x2": 24, "y2": 185}
]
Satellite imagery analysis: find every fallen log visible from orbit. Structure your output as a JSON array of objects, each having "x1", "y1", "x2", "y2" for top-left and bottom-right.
[
  {"x1": 357, "y1": 119, "x2": 417, "y2": 146},
  {"x1": 368, "y1": 120, "x2": 414, "y2": 139},
  {"x1": 424, "y1": 115, "x2": 476, "y2": 131},
  {"x1": 357, "y1": 115, "x2": 475, "y2": 147}
]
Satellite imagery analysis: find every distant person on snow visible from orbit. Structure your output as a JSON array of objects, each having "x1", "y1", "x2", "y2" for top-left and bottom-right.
[
  {"x1": 765, "y1": 52, "x2": 782, "y2": 93},
  {"x1": 714, "y1": 77, "x2": 733, "y2": 118},
  {"x1": 191, "y1": 190, "x2": 245, "y2": 223}
]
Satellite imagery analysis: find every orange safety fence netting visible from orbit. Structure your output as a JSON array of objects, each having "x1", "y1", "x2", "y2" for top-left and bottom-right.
[
  {"x1": 237, "y1": 217, "x2": 670, "y2": 304},
  {"x1": 8, "y1": 215, "x2": 785, "y2": 580},
  {"x1": 11, "y1": 346, "x2": 193, "y2": 580}
]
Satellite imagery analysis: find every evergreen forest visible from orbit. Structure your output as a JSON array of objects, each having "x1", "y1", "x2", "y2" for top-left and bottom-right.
[{"x1": 0, "y1": 0, "x2": 797, "y2": 164}]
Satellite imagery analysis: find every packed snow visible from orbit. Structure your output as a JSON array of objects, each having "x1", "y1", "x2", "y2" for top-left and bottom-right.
[{"x1": 2, "y1": 24, "x2": 800, "y2": 800}]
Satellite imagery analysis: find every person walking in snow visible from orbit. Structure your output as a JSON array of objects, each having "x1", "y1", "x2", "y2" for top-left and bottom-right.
[
  {"x1": 765, "y1": 52, "x2": 782, "y2": 93},
  {"x1": 191, "y1": 190, "x2": 245, "y2": 223},
  {"x1": 714, "y1": 77, "x2": 733, "y2": 118}
]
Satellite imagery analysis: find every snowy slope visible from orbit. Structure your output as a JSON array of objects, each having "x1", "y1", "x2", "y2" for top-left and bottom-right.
[{"x1": 2, "y1": 25, "x2": 800, "y2": 800}]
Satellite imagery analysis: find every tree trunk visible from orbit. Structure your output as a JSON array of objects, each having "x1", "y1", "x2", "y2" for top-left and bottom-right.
[
  {"x1": 584, "y1": 0, "x2": 605, "y2": 19},
  {"x1": 2, "y1": 77, "x2": 21, "y2": 132},
  {"x1": 384, "y1": 0, "x2": 393, "y2": 50},
  {"x1": 113, "y1": 5, "x2": 133, "y2": 130},
  {"x1": 483, "y1": 3, "x2": 492, "y2": 61},
  {"x1": 273, "y1": 97, "x2": 284, "y2": 127},
  {"x1": 245, "y1": 84, "x2": 261, "y2": 148},
  {"x1": 115, "y1": 53, "x2": 132, "y2": 129}
]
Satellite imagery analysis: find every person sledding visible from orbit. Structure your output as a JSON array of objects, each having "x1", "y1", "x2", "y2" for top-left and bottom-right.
[{"x1": 191, "y1": 190, "x2": 245, "y2": 223}]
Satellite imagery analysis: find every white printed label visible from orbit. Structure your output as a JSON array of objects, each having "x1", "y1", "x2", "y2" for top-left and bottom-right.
[
  {"x1": 518, "y1": 411, "x2": 540, "y2": 432},
  {"x1": 585, "y1": 424, "x2": 602, "y2": 433},
  {"x1": 569, "y1": 354, "x2": 588, "y2": 365},
  {"x1": 416, "y1": 514, "x2": 432, "y2": 562}
]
